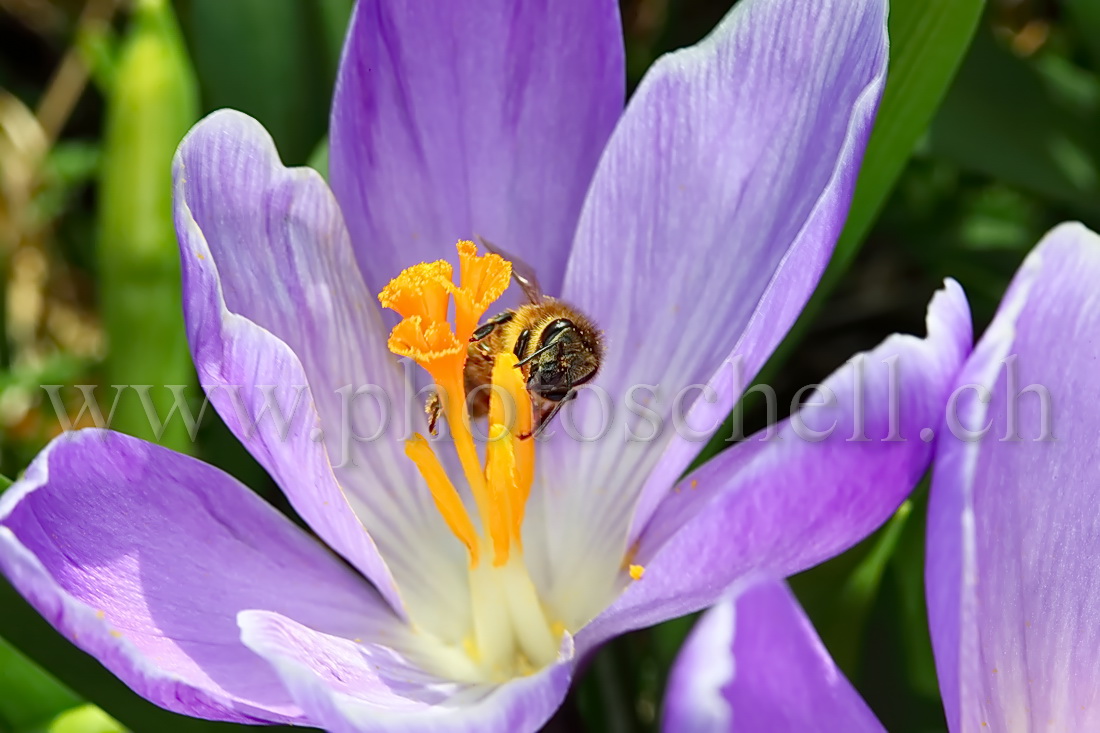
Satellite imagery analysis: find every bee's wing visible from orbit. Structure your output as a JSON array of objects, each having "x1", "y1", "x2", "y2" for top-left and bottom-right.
[{"x1": 476, "y1": 235, "x2": 543, "y2": 304}]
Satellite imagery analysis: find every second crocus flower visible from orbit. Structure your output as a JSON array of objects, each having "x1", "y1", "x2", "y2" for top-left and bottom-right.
[{"x1": 665, "y1": 222, "x2": 1100, "y2": 732}]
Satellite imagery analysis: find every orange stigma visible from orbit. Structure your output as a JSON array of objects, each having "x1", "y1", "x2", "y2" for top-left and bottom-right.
[{"x1": 380, "y1": 241, "x2": 533, "y2": 568}]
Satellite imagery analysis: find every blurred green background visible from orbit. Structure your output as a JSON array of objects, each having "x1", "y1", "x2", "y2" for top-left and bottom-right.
[{"x1": 0, "y1": 0, "x2": 1092, "y2": 731}]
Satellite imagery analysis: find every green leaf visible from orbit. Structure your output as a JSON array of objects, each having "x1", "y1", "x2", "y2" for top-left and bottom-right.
[
  {"x1": 307, "y1": 136, "x2": 329, "y2": 180},
  {"x1": 887, "y1": 485, "x2": 941, "y2": 700},
  {"x1": 0, "y1": 636, "x2": 80, "y2": 732},
  {"x1": 851, "y1": 484, "x2": 945, "y2": 729},
  {"x1": 1066, "y1": 0, "x2": 1100, "y2": 75},
  {"x1": 837, "y1": 0, "x2": 987, "y2": 257},
  {"x1": 313, "y1": 0, "x2": 356, "y2": 87},
  {"x1": 42, "y1": 705, "x2": 126, "y2": 733},
  {"x1": 929, "y1": 28, "x2": 1100, "y2": 214},
  {"x1": 574, "y1": 649, "x2": 638, "y2": 733},
  {"x1": 692, "y1": 0, "x2": 985, "y2": 467},
  {"x1": 184, "y1": 0, "x2": 352, "y2": 165},
  {"x1": 792, "y1": 502, "x2": 912, "y2": 676}
]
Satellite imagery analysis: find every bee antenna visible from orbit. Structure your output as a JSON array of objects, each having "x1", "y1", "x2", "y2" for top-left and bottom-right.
[{"x1": 514, "y1": 340, "x2": 558, "y2": 368}]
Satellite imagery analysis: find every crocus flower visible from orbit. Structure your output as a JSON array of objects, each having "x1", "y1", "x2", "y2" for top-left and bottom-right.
[
  {"x1": 664, "y1": 223, "x2": 1100, "y2": 732},
  {"x1": 0, "y1": 0, "x2": 966, "y2": 730}
]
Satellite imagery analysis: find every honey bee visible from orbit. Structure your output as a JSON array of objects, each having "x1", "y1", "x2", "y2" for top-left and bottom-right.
[{"x1": 427, "y1": 238, "x2": 604, "y2": 439}]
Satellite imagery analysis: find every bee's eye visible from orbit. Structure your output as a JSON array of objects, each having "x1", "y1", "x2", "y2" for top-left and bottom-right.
[
  {"x1": 539, "y1": 318, "x2": 575, "y2": 348},
  {"x1": 570, "y1": 368, "x2": 597, "y2": 387},
  {"x1": 513, "y1": 329, "x2": 531, "y2": 359}
]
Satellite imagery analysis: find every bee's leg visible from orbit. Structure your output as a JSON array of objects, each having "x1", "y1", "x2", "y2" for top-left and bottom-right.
[
  {"x1": 425, "y1": 393, "x2": 443, "y2": 436},
  {"x1": 521, "y1": 391, "x2": 577, "y2": 440},
  {"x1": 470, "y1": 311, "x2": 514, "y2": 342}
]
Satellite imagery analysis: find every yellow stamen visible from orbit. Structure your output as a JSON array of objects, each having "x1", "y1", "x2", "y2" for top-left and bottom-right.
[
  {"x1": 629, "y1": 564, "x2": 646, "y2": 581},
  {"x1": 488, "y1": 353, "x2": 535, "y2": 551},
  {"x1": 485, "y1": 423, "x2": 516, "y2": 565},
  {"x1": 405, "y1": 434, "x2": 480, "y2": 565}
]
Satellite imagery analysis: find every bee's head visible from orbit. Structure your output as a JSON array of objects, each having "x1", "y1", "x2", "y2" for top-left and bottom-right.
[{"x1": 524, "y1": 317, "x2": 603, "y2": 401}]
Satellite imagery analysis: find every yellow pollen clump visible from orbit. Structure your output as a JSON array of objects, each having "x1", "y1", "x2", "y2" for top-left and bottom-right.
[
  {"x1": 629, "y1": 564, "x2": 646, "y2": 580},
  {"x1": 380, "y1": 241, "x2": 533, "y2": 569}
]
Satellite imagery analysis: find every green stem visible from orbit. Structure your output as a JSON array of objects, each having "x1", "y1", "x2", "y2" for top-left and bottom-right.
[{"x1": 97, "y1": 0, "x2": 199, "y2": 452}]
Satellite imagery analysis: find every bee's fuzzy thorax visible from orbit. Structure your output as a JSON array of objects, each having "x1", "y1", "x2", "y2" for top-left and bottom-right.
[{"x1": 460, "y1": 295, "x2": 604, "y2": 433}]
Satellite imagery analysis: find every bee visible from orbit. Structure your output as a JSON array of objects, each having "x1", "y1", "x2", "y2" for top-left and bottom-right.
[{"x1": 427, "y1": 238, "x2": 604, "y2": 439}]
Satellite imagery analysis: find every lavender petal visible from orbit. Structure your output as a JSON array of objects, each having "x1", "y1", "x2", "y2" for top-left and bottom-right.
[
  {"x1": 0, "y1": 430, "x2": 398, "y2": 724},
  {"x1": 330, "y1": 0, "x2": 624, "y2": 298}
]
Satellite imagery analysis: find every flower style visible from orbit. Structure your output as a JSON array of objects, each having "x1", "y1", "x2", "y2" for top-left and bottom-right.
[
  {"x1": 664, "y1": 223, "x2": 1100, "y2": 733},
  {"x1": 0, "y1": 0, "x2": 968, "y2": 730}
]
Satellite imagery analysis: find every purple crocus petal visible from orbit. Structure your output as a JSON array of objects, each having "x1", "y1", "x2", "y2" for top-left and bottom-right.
[
  {"x1": 175, "y1": 110, "x2": 474, "y2": 627},
  {"x1": 240, "y1": 610, "x2": 575, "y2": 733},
  {"x1": 0, "y1": 429, "x2": 401, "y2": 725},
  {"x1": 927, "y1": 223, "x2": 1100, "y2": 731},
  {"x1": 579, "y1": 281, "x2": 972, "y2": 649},
  {"x1": 329, "y1": 0, "x2": 624, "y2": 297},
  {"x1": 536, "y1": 0, "x2": 890, "y2": 597},
  {"x1": 664, "y1": 577, "x2": 884, "y2": 733}
]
